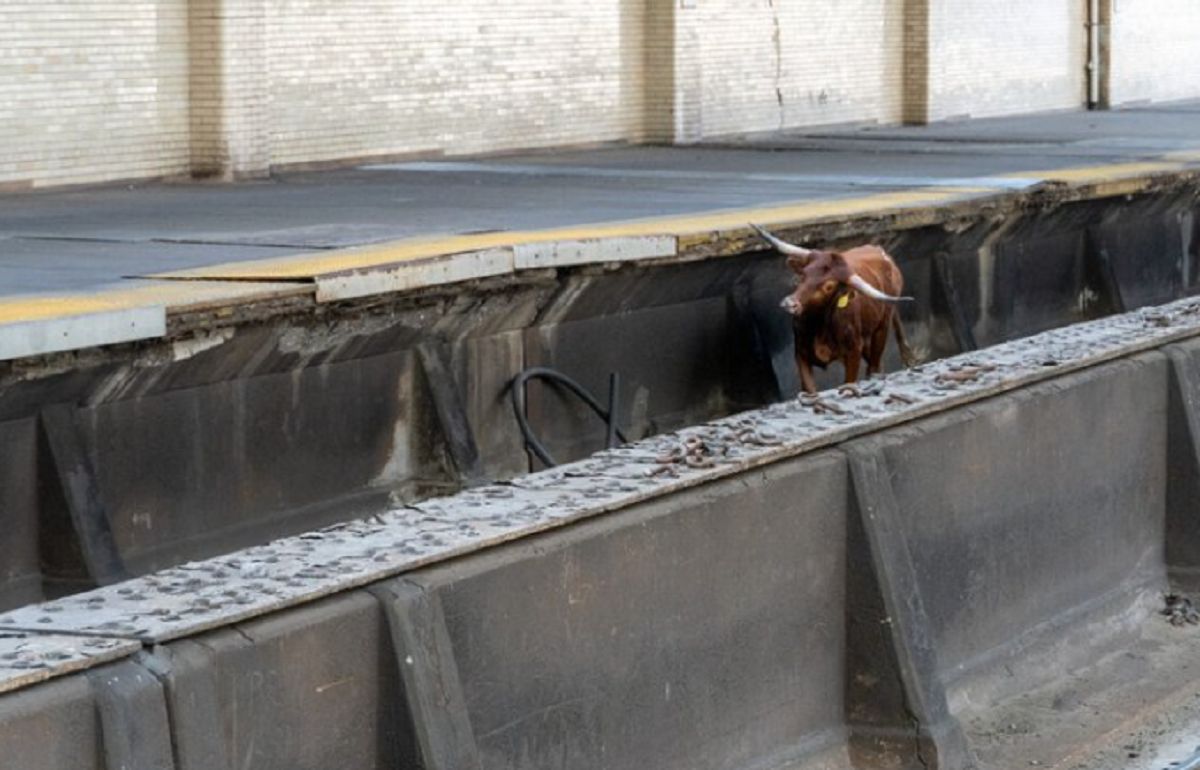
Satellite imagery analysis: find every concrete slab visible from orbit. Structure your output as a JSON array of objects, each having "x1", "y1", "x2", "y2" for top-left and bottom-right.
[
  {"x1": 406, "y1": 451, "x2": 851, "y2": 770},
  {"x1": 0, "y1": 632, "x2": 138, "y2": 695},
  {"x1": 315, "y1": 246, "x2": 515, "y2": 302},
  {"x1": 0, "y1": 279, "x2": 311, "y2": 361},
  {"x1": 0, "y1": 675, "x2": 104, "y2": 770},
  {"x1": 0, "y1": 237, "x2": 303, "y2": 295},
  {"x1": 157, "y1": 592, "x2": 407, "y2": 770},
  {"x1": 0, "y1": 305, "x2": 165, "y2": 361},
  {"x1": 0, "y1": 279, "x2": 311, "y2": 327},
  {"x1": 86, "y1": 659, "x2": 175, "y2": 770}
]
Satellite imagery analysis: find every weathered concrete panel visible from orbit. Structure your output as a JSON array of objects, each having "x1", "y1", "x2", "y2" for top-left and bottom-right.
[
  {"x1": 0, "y1": 676, "x2": 103, "y2": 770},
  {"x1": 985, "y1": 220, "x2": 1091, "y2": 343},
  {"x1": 81, "y1": 352, "x2": 420, "y2": 571},
  {"x1": 0, "y1": 418, "x2": 40, "y2": 610},
  {"x1": 867, "y1": 354, "x2": 1168, "y2": 702},
  {"x1": 158, "y1": 592, "x2": 407, "y2": 770},
  {"x1": 524, "y1": 297, "x2": 737, "y2": 465},
  {"x1": 844, "y1": 442, "x2": 973, "y2": 770},
  {"x1": 1166, "y1": 338, "x2": 1200, "y2": 588},
  {"x1": 408, "y1": 452, "x2": 850, "y2": 770},
  {"x1": 1094, "y1": 194, "x2": 1197, "y2": 311},
  {"x1": 87, "y1": 659, "x2": 175, "y2": 770}
]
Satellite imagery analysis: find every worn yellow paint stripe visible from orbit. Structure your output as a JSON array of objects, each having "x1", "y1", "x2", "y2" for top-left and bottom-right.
[
  {"x1": 1002, "y1": 160, "x2": 1186, "y2": 183},
  {"x1": 150, "y1": 187, "x2": 991, "y2": 281},
  {"x1": 0, "y1": 281, "x2": 309, "y2": 326},
  {"x1": 1163, "y1": 149, "x2": 1200, "y2": 163}
]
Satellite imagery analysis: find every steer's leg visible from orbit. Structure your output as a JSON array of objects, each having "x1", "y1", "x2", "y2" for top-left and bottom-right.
[
  {"x1": 866, "y1": 321, "x2": 888, "y2": 376},
  {"x1": 798, "y1": 352, "x2": 819, "y2": 394},
  {"x1": 842, "y1": 348, "x2": 862, "y2": 385}
]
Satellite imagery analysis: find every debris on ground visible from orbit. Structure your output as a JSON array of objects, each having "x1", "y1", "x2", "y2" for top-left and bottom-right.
[
  {"x1": 1162, "y1": 594, "x2": 1200, "y2": 626},
  {"x1": 799, "y1": 392, "x2": 847, "y2": 415},
  {"x1": 651, "y1": 436, "x2": 721, "y2": 475}
]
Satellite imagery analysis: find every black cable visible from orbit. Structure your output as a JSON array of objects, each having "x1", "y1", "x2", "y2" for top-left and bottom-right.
[{"x1": 510, "y1": 367, "x2": 628, "y2": 468}]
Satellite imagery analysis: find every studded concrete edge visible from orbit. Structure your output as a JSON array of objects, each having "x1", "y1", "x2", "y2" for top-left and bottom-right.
[
  {"x1": 0, "y1": 632, "x2": 141, "y2": 695},
  {"x1": 2, "y1": 297, "x2": 1200, "y2": 693}
]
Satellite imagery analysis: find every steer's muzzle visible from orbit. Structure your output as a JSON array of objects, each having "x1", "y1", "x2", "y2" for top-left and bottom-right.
[{"x1": 780, "y1": 294, "x2": 802, "y2": 315}]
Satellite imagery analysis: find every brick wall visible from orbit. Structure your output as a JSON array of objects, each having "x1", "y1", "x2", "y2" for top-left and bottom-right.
[
  {"x1": 265, "y1": 0, "x2": 646, "y2": 166},
  {"x1": 0, "y1": 1, "x2": 191, "y2": 189},
  {"x1": 926, "y1": 0, "x2": 1086, "y2": 121},
  {"x1": 687, "y1": 0, "x2": 905, "y2": 137},
  {"x1": 1, "y1": 0, "x2": 1198, "y2": 189},
  {"x1": 1109, "y1": 0, "x2": 1200, "y2": 106}
]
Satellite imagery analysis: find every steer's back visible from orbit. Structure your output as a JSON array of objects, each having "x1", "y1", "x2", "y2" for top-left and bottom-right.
[{"x1": 841, "y1": 245, "x2": 904, "y2": 297}]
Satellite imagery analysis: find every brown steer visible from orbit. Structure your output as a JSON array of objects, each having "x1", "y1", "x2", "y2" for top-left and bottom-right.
[{"x1": 751, "y1": 223, "x2": 916, "y2": 394}]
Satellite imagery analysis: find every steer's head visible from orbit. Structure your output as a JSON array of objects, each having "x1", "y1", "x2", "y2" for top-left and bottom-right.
[{"x1": 749, "y1": 223, "x2": 910, "y2": 316}]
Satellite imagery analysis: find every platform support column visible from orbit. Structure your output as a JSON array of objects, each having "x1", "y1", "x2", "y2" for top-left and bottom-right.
[{"x1": 188, "y1": 0, "x2": 270, "y2": 180}]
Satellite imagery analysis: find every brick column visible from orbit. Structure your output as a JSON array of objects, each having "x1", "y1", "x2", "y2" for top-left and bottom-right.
[
  {"x1": 643, "y1": 0, "x2": 703, "y2": 143},
  {"x1": 902, "y1": 0, "x2": 930, "y2": 124},
  {"x1": 188, "y1": 0, "x2": 270, "y2": 179}
]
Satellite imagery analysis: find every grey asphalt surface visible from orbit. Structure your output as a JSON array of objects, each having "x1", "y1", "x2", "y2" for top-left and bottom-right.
[{"x1": 2, "y1": 102, "x2": 1199, "y2": 297}]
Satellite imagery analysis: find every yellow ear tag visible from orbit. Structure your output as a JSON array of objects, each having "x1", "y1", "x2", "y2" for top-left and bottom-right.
[{"x1": 837, "y1": 293, "x2": 851, "y2": 309}]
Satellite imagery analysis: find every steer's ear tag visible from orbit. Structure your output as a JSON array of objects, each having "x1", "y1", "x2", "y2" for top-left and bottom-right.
[{"x1": 837, "y1": 292, "x2": 852, "y2": 309}]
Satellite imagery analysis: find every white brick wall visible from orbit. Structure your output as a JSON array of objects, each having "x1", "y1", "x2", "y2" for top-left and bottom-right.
[
  {"x1": 0, "y1": 0, "x2": 190, "y2": 189},
  {"x1": 689, "y1": 0, "x2": 905, "y2": 136},
  {"x1": 265, "y1": 0, "x2": 646, "y2": 166},
  {"x1": 1, "y1": 0, "x2": 1198, "y2": 189},
  {"x1": 927, "y1": 0, "x2": 1086, "y2": 120},
  {"x1": 1109, "y1": 0, "x2": 1200, "y2": 106}
]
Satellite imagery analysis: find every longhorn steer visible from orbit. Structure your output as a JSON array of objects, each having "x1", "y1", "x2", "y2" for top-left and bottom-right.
[{"x1": 751, "y1": 224, "x2": 916, "y2": 394}]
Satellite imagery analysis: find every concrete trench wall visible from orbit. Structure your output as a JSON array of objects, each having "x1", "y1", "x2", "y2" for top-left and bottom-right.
[
  {"x1": 0, "y1": 188, "x2": 1197, "y2": 610},
  {"x1": 4, "y1": 337, "x2": 1200, "y2": 769}
]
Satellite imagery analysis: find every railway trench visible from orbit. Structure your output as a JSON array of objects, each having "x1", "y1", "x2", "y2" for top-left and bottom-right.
[{"x1": 2, "y1": 175, "x2": 1200, "y2": 768}]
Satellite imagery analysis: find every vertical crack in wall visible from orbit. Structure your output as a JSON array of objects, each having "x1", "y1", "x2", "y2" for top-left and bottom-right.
[{"x1": 767, "y1": 0, "x2": 785, "y2": 129}]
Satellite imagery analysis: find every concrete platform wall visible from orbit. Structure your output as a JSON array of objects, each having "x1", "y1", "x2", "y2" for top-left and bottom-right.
[{"x1": 3, "y1": 345, "x2": 1198, "y2": 769}]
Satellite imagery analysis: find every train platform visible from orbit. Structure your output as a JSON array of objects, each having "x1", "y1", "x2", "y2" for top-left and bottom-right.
[{"x1": 2, "y1": 101, "x2": 1200, "y2": 360}]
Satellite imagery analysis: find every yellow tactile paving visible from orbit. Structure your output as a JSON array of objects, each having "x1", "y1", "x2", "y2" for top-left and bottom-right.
[{"x1": 0, "y1": 281, "x2": 309, "y2": 326}]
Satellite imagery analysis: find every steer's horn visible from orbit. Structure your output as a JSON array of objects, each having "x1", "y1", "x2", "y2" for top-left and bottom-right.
[
  {"x1": 749, "y1": 223, "x2": 814, "y2": 260},
  {"x1": 849, "y1": 274, "x2": 914, "y2": 304}
]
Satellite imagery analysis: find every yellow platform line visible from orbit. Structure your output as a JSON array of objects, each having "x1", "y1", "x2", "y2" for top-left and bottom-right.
[
  {"x1": 0, "y1": 281, "x2": 308, "y2": 327},
  {"x1": 1001, "y1": 160, "x2": 1187, "y2": 183}
]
